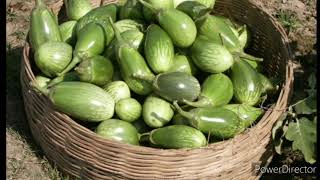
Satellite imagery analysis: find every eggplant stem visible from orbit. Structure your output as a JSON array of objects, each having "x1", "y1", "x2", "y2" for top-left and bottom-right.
[
  {"x1": 182, "y1": 97, "x2": 212, "y2": 108},
  {"x1": 132, "y1": 73, "x2": 154, "y2": 83},
  {"x1": 139, "y1": 132, "x2": 151, "y2": 143},
  {"x1": 219, "y1": 33, "x2": 226, "y2": 47},
  {"x1": 137, "y1": 0, "x2": 158, "y2": 14},
  {"x1": 108, "y1": 17, "x2": 125, "y2": 44},
  {"x1": 240, "y1": 52, "x2": 263, "y2": 62},
  {"x1": 173, "y1": 101, "x2": 194, "y2": 122},
  {"x1": 30, "y1": 80, "x2": 49, "y2": 96},
  {"x1": 57, "y1": 56, "x2": 81, "y2": 76}
]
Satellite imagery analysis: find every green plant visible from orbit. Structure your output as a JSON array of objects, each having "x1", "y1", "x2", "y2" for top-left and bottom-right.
[
  {"x1": 276, "y1": 9, "x2": 300, "y2": 33},
  {"x1": 272, "y1": 63, "x2": 317, "y2": 164}
]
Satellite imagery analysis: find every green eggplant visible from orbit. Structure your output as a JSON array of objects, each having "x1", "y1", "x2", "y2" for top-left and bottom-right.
[
  {"x1": 223, "y1": 104, "x2": 264, "y2": 129},
  {"x1": 144, "y1": 24, "x2": 174, "y2": 73},
  {"x1": 75, "y1": 55, "x2": 114, "y2": 86},
  {"x1": 195, "y1": 15, "x2": 262, "y2": 62},
  {"x1": 119, "y1": 0, "x2": 144, "y2": 20},
  {"x1": 133, "y1": 72, "x2": 201, "y2": 102},
  {"x1": 173, "y1": 0, "x2": 215, "y2": 8},
  {"x1": 64, "y1": 0, "x2": 92, "y2": 20},
  {"x1": 29, "y1": 0, "x2": 62, "y2": 50},
  {"x1": 142, "y1": 0, "x2": 174, "y2": 22},
  {"x1": 139, "y1": 0, "x2": 197, "y2": 48},
  {"x1": 190, "y1": 36, "x2": 234, "y2": 73},
  {"x1": 168, "y1": 54, "x2": 198, "y2": 75},
  {"x1": 58, "y1": 22, "x2": 105, "y2": 76},
  {"x1": 96, "y1": 119, "x2": 139, "y2": 145},
  {"x1": 104, "y1": 29, "x2": 144, "y2": 62},
  {"x1": 31, "y1": 81, "x2": 115, "y2": 122},
  {"x1": 34, "y1": 41, "x2": 72, "y2": 77},
  {"x1": 244, "y1": 58, "x2": 258, "y2": 69},
  {"x1": 176, "y1": 1, "x2": 211, "y2": 20},
  {"x1": 116, "y1": 98, "x2": 142, "y2": 122},
  {"x1": 145, "y1": 125, "x2": 207, "y2": 149},
  {"x1": 143, "y1": 95, "x2": 174, "y2": 128},
  {"x1": 59, "y1": 20, "x2": 77, "y2": 45},
  {"x1": 103, "y1": 81, "x2": 131, "y2": 103},
  {"x1": 114, "y1": 19, "x2": 146, "y2": 33},
  {"x1": 76, "y1": 4, "x2": 117, "y2": 46},
  {"x1": 183, "y1": 73, "x2": 233, "y2": 107},
  {"x1": 46, "y1": 71, "x2": 80, "y2": 87},
  {"x1": 109, "y1": 18, "x2": 155, "y2": 95},
  {"x1": 173, "y1": 101, "x2": 241, "y2": 139},
  {"x1": 230, "y1": 58, "x2": 262, "y2": 105},
  {"x1": 132, "y1": 119, "x2": 152, "y2": 134},
  {"x1": 258, "y1": 73, "x2": 275, "y2": 94}
]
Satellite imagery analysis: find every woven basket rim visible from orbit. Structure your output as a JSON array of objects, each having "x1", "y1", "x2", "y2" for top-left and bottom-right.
[{"x1": 21, "y1": 0, "x2": 294, "y2": 153}]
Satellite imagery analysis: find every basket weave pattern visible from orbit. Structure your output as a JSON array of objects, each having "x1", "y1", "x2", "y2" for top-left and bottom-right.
[{"x1": 21, "y1": 0, "x2": 294, "y2": 179}]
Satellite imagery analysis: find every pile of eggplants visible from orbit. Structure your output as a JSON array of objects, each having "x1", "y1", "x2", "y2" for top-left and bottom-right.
[{"x1": 29, "y1": 0, "x2": 278, "y2": 149}]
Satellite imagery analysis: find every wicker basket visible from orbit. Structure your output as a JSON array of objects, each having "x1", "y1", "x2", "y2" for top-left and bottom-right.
[{"x1": 21, "y1": 0, "x2": 295, "y2": 179}]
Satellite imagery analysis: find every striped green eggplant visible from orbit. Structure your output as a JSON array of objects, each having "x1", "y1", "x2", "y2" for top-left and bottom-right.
[
  {"x1": 139, "y1": 0, "x2": 197, "y2": 48},
  {"x1": 173, "y1": 0, "x2": 215, "y2": 8},
  {"x1": 75, "y1": 55, "x2": 114, "y2": 86},
  {"x1": 119, "y1": 0, "x2": 144, "y2": 20},
  {"x1": 64, "y1": 0, "x2": 92, "y2": 20},
  {"x1": 76, "y1": 4, "x2": 117, "y2": 46},
  {"x1": 96, "y1": 119, "x2": 139, "y2": 145},
  {"x1": 144, "y1": 24, "x2": 174, "y2": 73},
  {"x1": 109, "y1": 18, "x2": 155, "y2": 95},
  {"x1": 104, "y1": 29, "x2": 144, "y2": 62},
  {"x1": 146, "y1": 125, "x2": 207, "y2": 148},
  {"x1": 258, "y1": 73, "x2": 275, "y2": 94},
  {"x1": 116, "y1": 98, "x2": 142, "y2": 122},
  {"x1": 176, "y1": 1, "x2": 211, "y2": 20},
  {"x1": 183, "y1": 73, "x2": 233, "y2": 107},
  {"x1": 133, "y1": 72, "x2": 201, "y2": 102},
  {"x1": 174, "y1": 101, "x2": 241, "y2": 139},
  {"x1": 29, "y1": 0, "x2": 62, "y2": 51},
  {"x1": 231, "y1": 58, "x2": 262, "y2": 105},
  {"x1": 143, "y1": 95, "x2": 174, "y2": 128},
  {"x1": 223, "y1": 104, "x2": 264, "y2": 129},
  {"x1": 114, "y1": 19, "x2": 146, "y2": 33},
  {"x1": 103, "y1": 81, "x2": 131, "y2": 103},
  {"x1": 142, "y1": 0, "x2": 173, "y2": 22},
  {"x1": 195, "y1": 15, "x2": 262, "y2": 62},
  {"x1": 31, "y1": 81, "x2": 115, "y2": 122},
  {"x1": 34, "y1": 41, "x2": 72, "y2": 77},
  {"x1": 168, "y1": 54, "x2": 198, "y2": 75},
  {"x1": 58, "y1": 22, "x2": 105, "y2": 76},
  {"x1": 59, "y1": 20, "x2": 77, "y2": 45},
  {"x1": 190, "y1": 36, "x2": 234, "y2": 73}
]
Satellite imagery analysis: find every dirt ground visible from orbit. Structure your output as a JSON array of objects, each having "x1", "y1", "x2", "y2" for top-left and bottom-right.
[{"x1": 6, "y1": 0, "x2": 316, "y2": 179}]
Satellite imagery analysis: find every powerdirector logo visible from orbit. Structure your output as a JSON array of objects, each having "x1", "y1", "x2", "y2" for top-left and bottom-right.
[{"x1": 252, "y1": 162, "x2": 317, "y2": 176}]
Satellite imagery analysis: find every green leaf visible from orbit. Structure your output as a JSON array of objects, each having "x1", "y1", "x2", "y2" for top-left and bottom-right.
[
  {"x1": 285, "y1": 117, "x2": 317, "y2": 164},
  {"x1": 272, "y1": 112, "x2": 288, "y2": 154},
  {"x1": 294, "y1": 94, "x2": 316, "y2": 115}
]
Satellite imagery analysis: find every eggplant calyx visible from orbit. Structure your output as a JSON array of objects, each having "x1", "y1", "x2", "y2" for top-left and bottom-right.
[
  {"x1": 36, "y1": 0, "x2": 44, "y2": 7},
  {"x1": 30, "y1": 80, "x2": 50, "y2": 95},
  {"x1": 57, "y1": 55, "x2": 82, "y2": 76}
]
